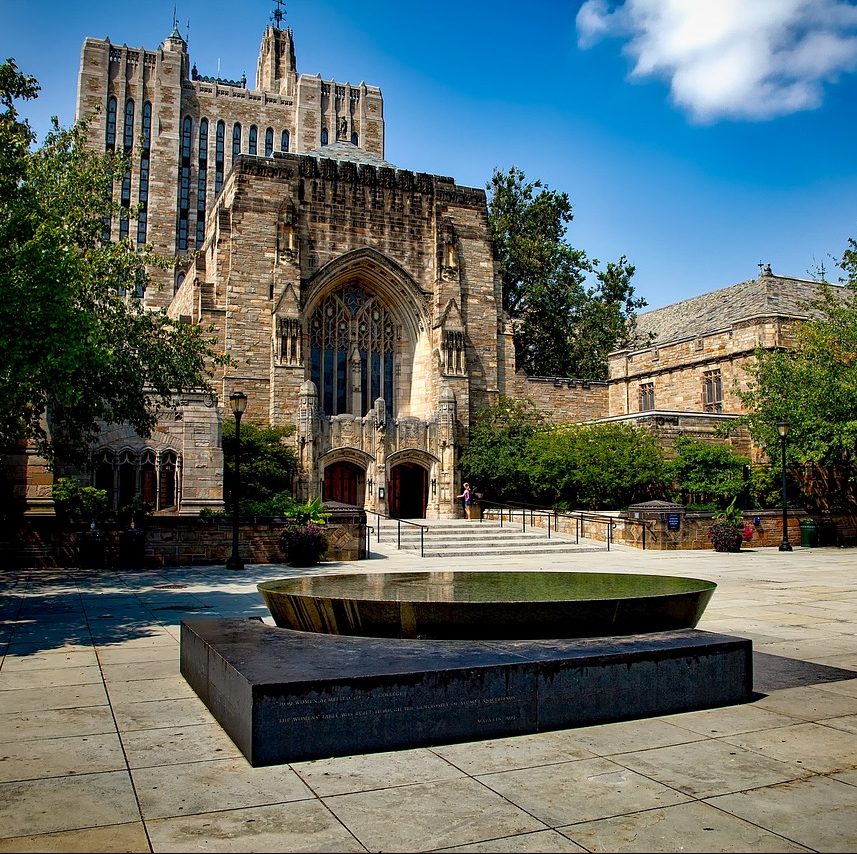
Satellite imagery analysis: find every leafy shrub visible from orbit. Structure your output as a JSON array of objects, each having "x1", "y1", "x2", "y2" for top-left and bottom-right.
[
  {"x1": 53, "y1": 477, "x2": 109, "y2": 527},
  {"x1": 279, "y1": 522, "x2": 328, "y2": 566},
  {"x1": 669, "y1": 437, "x2": 749, "y2": 508},
  {"x1": 529, "y1": 422, "x2": 668, "y2": 510},
  {"x1": 222, "y1": 421, "x2": 298, "y2": 511}
]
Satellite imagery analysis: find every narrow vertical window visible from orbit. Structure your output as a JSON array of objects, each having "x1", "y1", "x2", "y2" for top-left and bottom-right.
[
  {"x1": 137, "y1": 102, "x2": 151, "y2": 244},
  {"x1": 119, "y1": 168, "x2": 132, "y2": 240},
  {"x1": 103, "y1": 96, "x2": 118, "y2": 240},
  {"x1": 281, "y1": 129, "x2": 289, "y2": 152},
  {"x1": 215, "y1": 120, "x2": 225, "y2": 196},
  {"x1": 639, "y1": 382, "x2": 655, "y2": 412},
  {"x1": 118, "y1": 99, "x2": 134, "y2": 240},
  {"x1": 320, "y1": 127, "x2": 328, "y2": 146},
  {"x1": 265, "y1": 127, "x2": 274, "y2": 157},
  {"x1": 181, "y1": 114, "x2": 192, "y2": 160},
  {"x1": 351, "y1": 131, "x2": 358, "y2": 146},
  {"x1": 177, "y1": 115, "x2": 192, "y2": 252},
  {"x1": 196, "y1": 118, "x2": 208, "y2": 248},
  {"x1": 703, "y1": 370, "x2": 723, "y2": 413},
  {"x1": 232, "y1": 122, "x2": 241, "y2": 165},
  {"x1": 105, "y1": 96, "x2": 117, "y2": 151},
  {"x1": 122, "y1": 99, "x2": 134, "y2": 152},
  {"x1": 249, "y1": 125, "x2": 257, "y2": 155}
]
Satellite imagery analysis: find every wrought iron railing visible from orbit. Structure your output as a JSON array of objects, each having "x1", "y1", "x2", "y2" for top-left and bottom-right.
[
  {"x1": 477, "y1": 500, "x2": 650, "y2": 551},
  {"x1": 366, "y1": 511, "x2": 429, "y2": 557}
]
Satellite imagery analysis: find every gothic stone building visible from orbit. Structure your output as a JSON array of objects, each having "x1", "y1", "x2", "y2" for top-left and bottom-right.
[
  {"x1": 75, "y1": 22, "x2": 384, "y2": 308},
  {"x1": 13, "y1": 18, "x2": 829, "y2": 519},
  {"x1": 605, "y1": 269, "x2": 825, "y2": 463}
]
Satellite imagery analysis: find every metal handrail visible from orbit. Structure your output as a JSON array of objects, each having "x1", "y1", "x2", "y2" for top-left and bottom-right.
[
  {"x1": 478, "y1": 500, "x2": 649, "y2": 551},
  {"x1": 366, "y1": 511, "x2": 429, "y2": 558},
  {"x1": 365, "y1": 525, "x2": 374, "y2": 558}
]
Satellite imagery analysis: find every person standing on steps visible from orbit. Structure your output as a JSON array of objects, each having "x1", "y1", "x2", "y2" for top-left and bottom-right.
[{"x1": 457, "y1": 482, "x2": 473, "y2": 519}]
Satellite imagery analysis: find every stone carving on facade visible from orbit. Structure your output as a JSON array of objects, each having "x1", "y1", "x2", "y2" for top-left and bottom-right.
[
  {"x1": 437, "y1": 299, "x2": 466, "y2": 377},
  {"x1": 440, "y1": 219, "x2": 459, "y2": 281},
  {"x1": 273, "y1": 283, "x2": 303, "y2": 366},
  {"x1": 396, "y1": 416, "x2": 424, "y2": 449}
]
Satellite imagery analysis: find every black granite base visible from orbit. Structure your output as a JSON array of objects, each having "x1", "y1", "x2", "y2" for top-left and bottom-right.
[{"x1": 180, "y1": 619, "x2": 753, "y2": 767}]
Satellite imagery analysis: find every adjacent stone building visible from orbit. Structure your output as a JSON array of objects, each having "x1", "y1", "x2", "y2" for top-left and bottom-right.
[
  {"x1": 604, "y1": 267, "x2": 825, "y2": 460},
  {"x1": 11, "y1": 15, "x2": 831, "y2": 521}
]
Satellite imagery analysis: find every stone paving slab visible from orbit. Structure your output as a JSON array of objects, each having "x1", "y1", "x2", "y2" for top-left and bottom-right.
[{"x1": 1, "y1": 544, "x2": 857, "y2": 851}]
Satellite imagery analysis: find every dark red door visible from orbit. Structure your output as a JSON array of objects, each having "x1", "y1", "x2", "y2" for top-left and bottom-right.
[
  {"x1": 389, "y1": 463, "x2": 427, "y2": 518},
  {"x1": 323, "y1": 462, "x2": 361, "y2": 506}
]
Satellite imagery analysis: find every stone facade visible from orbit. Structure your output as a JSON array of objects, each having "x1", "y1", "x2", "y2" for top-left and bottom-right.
[
  {"x1": 27, "y1": 16, "x2": 833, "y2": 525},
  {"x1": 176, "y1": 144, "x2": 508, "y2": 519},
  {"x1": 605, "y1": 270, "x2": 827, "y2": 460},
  {"x1": 76, "y1": 23, "x2": 384, "y2": 308}
]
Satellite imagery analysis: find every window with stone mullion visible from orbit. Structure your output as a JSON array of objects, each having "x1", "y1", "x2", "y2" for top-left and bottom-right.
[{"x1": 310, "y1": 285, "x2": 397, "y2": 419}]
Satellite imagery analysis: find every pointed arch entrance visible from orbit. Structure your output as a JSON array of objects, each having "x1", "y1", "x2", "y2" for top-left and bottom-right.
[{"x1": 389, "y1": 462, "x2": 428, "y2": 519}]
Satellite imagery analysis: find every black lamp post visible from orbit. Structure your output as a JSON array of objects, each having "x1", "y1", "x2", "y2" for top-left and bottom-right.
[
  {"x1": 226, "y1": 391, "x2": 248, "y2": 570},
  {"x1": 777, "y1": 420, "x2": 792, "y2": 552}
]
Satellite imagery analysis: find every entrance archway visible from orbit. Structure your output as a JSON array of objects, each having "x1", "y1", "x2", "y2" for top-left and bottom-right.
[
  {"x1": 389, "y1": 463, "x2": 427, "y2": 519},
  {"x1": 323, "y1": 461, "x2": 363, "y2": 506}
]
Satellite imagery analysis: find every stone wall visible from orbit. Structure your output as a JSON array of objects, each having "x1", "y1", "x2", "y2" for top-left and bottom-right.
[
  {"x1": 5, "y1": 511, "x2": 367, "y2": 568},
  {"x1": 482, "y1": 507, "x2": 816, "y2": 550},
  {"x1": 508, "y1": 375, "x2": 609, "y2": 424}
]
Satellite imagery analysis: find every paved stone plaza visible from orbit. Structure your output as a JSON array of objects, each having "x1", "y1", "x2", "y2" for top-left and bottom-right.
[{"x1": 2, "y1": 538, "x2": 857, "y2": 852}]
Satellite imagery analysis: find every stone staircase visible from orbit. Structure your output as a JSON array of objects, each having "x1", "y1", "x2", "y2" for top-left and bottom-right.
[{"x1": 372, "y1": 518, "x2": 606, "y2": 558}]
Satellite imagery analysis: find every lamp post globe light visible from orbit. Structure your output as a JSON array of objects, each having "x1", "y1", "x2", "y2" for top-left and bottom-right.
[
  {"x1": 226, "y1": 391, "x2": 248, "y2": 570},
  {"x1": 777, "y1": 420, "x2": 792, "y2": 552}
]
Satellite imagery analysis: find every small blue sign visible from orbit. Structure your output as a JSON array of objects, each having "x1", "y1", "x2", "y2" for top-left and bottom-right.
[{"x1": 667, "y1": 513, "x2": 681, "y2": 531}]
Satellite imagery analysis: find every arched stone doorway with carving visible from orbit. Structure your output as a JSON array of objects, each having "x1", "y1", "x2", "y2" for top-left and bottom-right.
[{"x1": 389, "y1": 462, "x2": 428, "y2": 519}]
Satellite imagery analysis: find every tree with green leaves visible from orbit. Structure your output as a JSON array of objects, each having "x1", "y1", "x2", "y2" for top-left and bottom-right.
[
  {"x1": 528, "y1": 422, "x2": 668, "y2": 510},
  {"x1": 739, "y1": 239, "x2": 857, "y2": 511},
  {"x1": 487, "y1": 166, "x2": 647, "y2": 380},
  {"x1": 222, "y1": 421, "x2": 298, "y2": 515},
  {"x1": 0, "y1": 59, "x2": 223, "y2": 467},
  {"x1": 667, "y1": 436, "x2": 749, "y2": 510},
  {"x1": 457, "y1": 396, "x2": 543, "y2": 503}
]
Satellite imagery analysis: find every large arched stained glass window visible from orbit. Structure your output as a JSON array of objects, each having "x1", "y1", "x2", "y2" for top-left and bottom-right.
[{"x1": 309, "y1": 283, "x2": 397, "y2": 418}]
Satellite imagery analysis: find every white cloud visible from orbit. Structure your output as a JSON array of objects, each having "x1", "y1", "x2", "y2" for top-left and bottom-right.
[{"x1": 576, "y1": 0, "x2": 857, "y2": 121}]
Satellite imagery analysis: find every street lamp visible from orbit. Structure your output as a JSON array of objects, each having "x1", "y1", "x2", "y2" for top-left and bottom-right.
[
  {"x1": 226, "y1": 391, "x2": 248, "y2": 570},
  {"x1": 777, "y1": 420, "x2": 792, "y2": 552}
]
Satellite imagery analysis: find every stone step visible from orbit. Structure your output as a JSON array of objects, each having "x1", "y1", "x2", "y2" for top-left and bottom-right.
[
  {"x1": 402, "y1": 546, "x2": 604, "y2": 560},
  {"x1": 371, "y1": 516, "x2": 607, "y2": 558},
  {"x1": 382, "y1": 535, "x2": 580, "y2": 548}
]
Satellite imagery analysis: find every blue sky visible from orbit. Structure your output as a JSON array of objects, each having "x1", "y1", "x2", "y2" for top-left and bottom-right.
[{"x1": 4, "y1": 0, "x2": 857, "y2": 310}]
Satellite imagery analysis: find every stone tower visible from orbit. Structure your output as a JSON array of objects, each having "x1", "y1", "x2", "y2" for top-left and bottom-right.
[{"x1": 75, "y1": 17, "x2": 384, "y2": 308}]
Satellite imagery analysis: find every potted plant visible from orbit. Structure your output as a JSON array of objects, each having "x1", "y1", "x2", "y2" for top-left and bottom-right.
[
  {"x1": 278, "y1": 497, "x2": 330, "y2": 566},
  {"x1": 279, "y1": 521, "x2": 328, "y2": 566},
  {"x1": 53, "y1": 478, "x2": 110, "y2": 567},
  {"x1": 708, "y1": 498, "x2": 745, "y2": 552}
]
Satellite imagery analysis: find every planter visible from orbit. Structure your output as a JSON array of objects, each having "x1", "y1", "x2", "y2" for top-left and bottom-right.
[
  {"x1": 77, "y1": 528, "x2": 106, "y2": 568},
  {"x1": 286, "y1": 548, "x2": 323, "y2": 567},
  {"x1": 709, "y1": 523, "x2": 744, "y2": 553},
  {"x1": 279, "y1": 522, "x2": 328, "y2": 567}
]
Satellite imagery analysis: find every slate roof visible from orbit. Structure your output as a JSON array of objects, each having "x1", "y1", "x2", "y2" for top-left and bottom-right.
[
  {"x1": 304, "y1": 140, "x2": 396, "y2": 170},
  {"x1": 635, "y1": 273, "x2": 831, "y2": 347}
]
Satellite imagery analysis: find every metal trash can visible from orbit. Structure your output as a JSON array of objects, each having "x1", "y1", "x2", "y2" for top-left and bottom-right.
[{"x1": 799, "y1": 519, "x2": 818, "y2": 548}]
